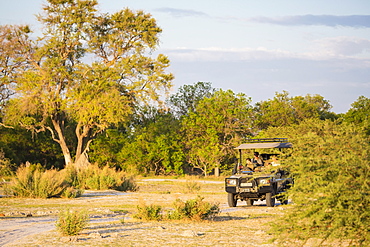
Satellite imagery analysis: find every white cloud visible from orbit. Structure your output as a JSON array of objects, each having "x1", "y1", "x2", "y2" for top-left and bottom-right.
[
  {"x1": 311, "y1": 36, "x2": 370, "y2": 57},
  {"x1": 164, "y1": 44, "x2": 370, "y2": 64},
  {"x1": 247, "y1": 15, "x2": 370, "y2": 28},
  {"x1": 164, "y1": 47, "x2": 300, "y2": 62},
  {"x1": 155, "y1": 8, "x2": 208, "y2": 18}
]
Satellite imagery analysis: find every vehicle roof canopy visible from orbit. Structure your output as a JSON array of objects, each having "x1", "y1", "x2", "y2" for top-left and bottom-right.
[{"x1": 234, "y1": 138, "x2": 292, "y2": 150}]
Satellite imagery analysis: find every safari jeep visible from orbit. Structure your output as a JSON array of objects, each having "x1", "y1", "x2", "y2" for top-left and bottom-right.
[{"x1": 225, "y1": 138, "x2": 293, "y2": 207}]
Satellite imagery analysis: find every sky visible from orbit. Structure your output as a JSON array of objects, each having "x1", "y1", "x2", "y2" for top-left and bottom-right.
[{"x1": 1, "y1": 0, "x2": 370, "y2": 113}]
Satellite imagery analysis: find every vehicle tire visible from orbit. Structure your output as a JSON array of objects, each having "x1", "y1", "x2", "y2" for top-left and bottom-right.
[
  {"x1": 266, "y1": 192, "x2": 275, "y2": 207},
  {"x1": 246, "y1": 199, "x2": 254, "y2": 206},
  {"x1": 276, "y1": 193, "x2": 288, "y2": 205},
  {"x1": 281, "y1": 199, "x2": 289, "y2": 205},
  {"x1": 227, "y1": 193, "x2": 237, "y2": 207}
]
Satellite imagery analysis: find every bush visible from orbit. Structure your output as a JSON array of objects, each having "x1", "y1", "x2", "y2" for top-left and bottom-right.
[
  {"x1": 167, "y1": 196, "x2": 219, "y2": 221},
  {"x1": 260, "y1": 119, "x2": 370, "y2": 245},
  {"x1": 61, "y1": 187, "x2": 84, "y2": 198},
  {"x1": 132, "y1": 197, "x2": 220, "y2": 222},
  {"x1": 5, "y1": 164, "x2": 66, "y2": 198},
  {"x1": 0, "y1": 150, "x2": 16, "y2": 178},
  {"x1": 133, "y1": 204, "x2": 163, "y2": 221},
  {"x1": 182, "y1": 180, "x2": 201, "y2": 194},
  {"x1": 56, "y1": 209, "x2": 89, "y2": 236},
  {"x1": 116, "y1": 176, "x2": 138, "y2": 191},
  {"x1": 78, "y1": 164, "x2": 138, "y2": 191}
]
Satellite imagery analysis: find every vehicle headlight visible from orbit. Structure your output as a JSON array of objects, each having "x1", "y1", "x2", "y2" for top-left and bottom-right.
[
  {"x1": 226, "y1": 179, "x2": 237, "y2": 186},
  {"x1": 259, "y1": 179, "x2": 270, "y2": 185}
]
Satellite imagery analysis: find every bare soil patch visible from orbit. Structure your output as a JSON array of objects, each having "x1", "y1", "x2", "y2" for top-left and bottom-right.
[{"x1": 0, "y1": 178, "x2": 287, "y2": 246}]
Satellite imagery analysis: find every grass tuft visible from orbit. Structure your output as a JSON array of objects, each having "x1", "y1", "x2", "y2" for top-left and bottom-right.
[{"x1": 56, "y1": 209, "x2": 89, "y2": 236}]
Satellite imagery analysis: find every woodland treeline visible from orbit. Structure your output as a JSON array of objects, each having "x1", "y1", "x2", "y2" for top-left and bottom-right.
[
  {"x1": 1, "y1": 79, "x2": 369, "y2": 176},
  {"x1": 0, "y1": 0, "x2": 369, "y2": 177}
]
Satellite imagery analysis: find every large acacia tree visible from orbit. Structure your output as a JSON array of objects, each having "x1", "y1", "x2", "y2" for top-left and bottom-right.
[{"x1": 1, "y1": 0, "x2": 173, "y2": 168}]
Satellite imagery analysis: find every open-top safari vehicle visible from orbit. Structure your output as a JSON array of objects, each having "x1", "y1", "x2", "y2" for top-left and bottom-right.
[{"x1": 225, "y1": 138, "x2": 293, "y2": 207}]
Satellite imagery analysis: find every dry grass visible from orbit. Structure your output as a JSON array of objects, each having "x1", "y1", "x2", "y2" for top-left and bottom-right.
[{"x1": 1, "y1": 177, "x2": 286, "y2": 246}]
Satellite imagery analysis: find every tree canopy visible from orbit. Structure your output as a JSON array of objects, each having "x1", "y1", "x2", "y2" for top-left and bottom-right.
[
  {"x1": 259, "y1": 119, "x2": 370, "y2": 245},
  {"x1": 254, "y1": 91, "x2": 336, "y2": 129},
  {"x1": 181, "y1": 89, "x2": 253, "y2": 175},
  {"x1": 0, "y1": 0, "x2": 173, "y2": 168}
]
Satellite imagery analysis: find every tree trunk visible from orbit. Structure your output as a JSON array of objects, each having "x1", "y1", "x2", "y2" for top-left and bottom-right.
[
  {"x1": 74, "y1": 122, "x2": 92, "y2": 170},
  {"x1": 74, "y1": 151, "x2": 90, "y2": 170},
  {"x1": 51, "y1": 117, "x2": 73, "y2": 167}
]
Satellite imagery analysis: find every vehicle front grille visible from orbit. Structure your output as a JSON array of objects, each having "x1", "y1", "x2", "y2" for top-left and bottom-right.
[{"x1": 239, "y1": 177, "x2": 255, "y2": 188}]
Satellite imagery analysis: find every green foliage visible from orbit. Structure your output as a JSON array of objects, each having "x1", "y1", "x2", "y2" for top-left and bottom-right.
[
  {"x1": 181, "y1": 89, "x2": 253, "y2": 175},
  {"x1": 260, "y1": 119, "x2": 370, "y2": 245},
  {"x1": 0, "y1": 150, "x2": 15, "y2": 178},
  {"x1": 343, "y1": 95, "x2": 370, "y2": 135},
  {"x1": 167, "y1": 196, "x2": 220, "y2": 221},
  {"x1": 5, "y1": 164, "x2": 66, "y2": 198},
  {"x1": 56, "y1": 209, "x2": 89, "y2": 236},
  {"x1": 133, "y1": 204, "x2": 163, "y2": 221},
  {"x1": 4, "y1": 163, "x2": 137, "y2": 198},
  {"x1": 133, "y1": 196, "x2": 219, "y2": 222},
  {"x1": 167, "y1": 81, "x2": 215, "y2": 118},
  {"x1": 61, "y1": 187, "x2": 84, "y2": 199},
  {"x1": 112, "y1": 106, "x2": 185, "y2": 175},
  {"x1": 1, "y1": 0, "x2": 173, "y2": 168},
  {"x1": 255, "y1": 91, "x2": 337, "y2": 130},
  {"x1": 77, "y1": 164, "x2": 138, "y2": 191},
  {"x1": 181, "y1": 180, "x2": 202, "y2": 194},
  {"x1": 0, "y1": 127, "x2": 64, "y2": 169}
]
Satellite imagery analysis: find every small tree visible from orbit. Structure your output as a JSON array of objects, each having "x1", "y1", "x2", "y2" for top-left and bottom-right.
[
  {"x1": 182, "y1": 89, "x2": 253, "y2": 175},
  {"x1": 1, "y1": 0, "x2": 173, "y2": 168}
]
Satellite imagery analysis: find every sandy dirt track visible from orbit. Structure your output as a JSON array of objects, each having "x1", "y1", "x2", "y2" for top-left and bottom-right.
[{"x1": 0, "y1": 179, "x2": 292, "y2": 247}]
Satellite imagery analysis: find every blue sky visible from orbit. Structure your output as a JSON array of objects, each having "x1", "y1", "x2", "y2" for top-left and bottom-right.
[{"x1": 1, "y1": 0, "x2": 370, "y2": 113}]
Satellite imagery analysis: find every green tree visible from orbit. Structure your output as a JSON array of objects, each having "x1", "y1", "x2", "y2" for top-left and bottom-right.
[
  {"x1": 1, "y1": 0, "x2": 173, "y2": 168},
  {"x1": 117, "y1": 106, "x2": 184, "y2": 175},
  {"x1": 167, "y1": 81, "x2": 214, "y2": 118},
  {"x1": 259, "y1": 119, "x2": 370, "y2": 245},
  {"x1": 90, "y1": 106, "x2": 184, "y2": 175},
  {"x1": 343, "y1": 95, "x2": 370, "y2": 135},
  {"x1": 182, "y1": 89, "x2": 253, "y2": 175},
  {"x1": 0, "y1": 25, "x2": 29, "y2": 114},
  {"x1": 0, "y1": 127, "x2": 64, "y2": 168},
  {"x1": 254, "y1": 91, "x2": 336, "y2": 130}
]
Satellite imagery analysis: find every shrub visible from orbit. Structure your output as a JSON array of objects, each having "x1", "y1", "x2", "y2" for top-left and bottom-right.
[
  {"x1": 133, "y1": 204, "x2": 162, "y2": 221},
  {"x1": 5, "y1": 164, "x2": 66, "y2": 198},
  {"x1": 62, "y1": 165, "x2": 81, "y2": 188},
  {"x1": 182, "y1": 180, "x2": 201, "y2": 194},
  {"x1": 260, "y1": 119, "x2": 370, "y2": 245},
  {"x1": 56, "y1": 209, "x2": 89, "y2": 236},
  {"x1": 116, "y1": 176, "x2": 138, "y2": 191},
  {"x1": 0, "y1": 150, "x2": 16, "y2": 178},
  {"x1": 167, "y1": 196, "x2": 220, "y2": 221},
  {"x1": 78, "y1": 164, "x2": 138, "y2": 191},
  {"x1": 61, "y1": 187, "x2": 84, "y2": 198}
]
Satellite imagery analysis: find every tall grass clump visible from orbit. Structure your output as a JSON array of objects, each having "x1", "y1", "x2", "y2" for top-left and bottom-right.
[
  {"x1": 56, "y1": 209, "x2": 89, "y2": 236},
  {"x1": 133, "y1": 203, "x2": 163, "y2": 221},
  {"x1": 78, "y1": 164, "x2": 138, "y2": 191},
  {"x1": 181, "y1": 180, "x2": 202, "y2": 194},
  {"x1": 167, "y1": 196, "x2": 220, "y2": 221},
  {"x1": 5, "y1": 164, "x2": 66, "y2": 198}
]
